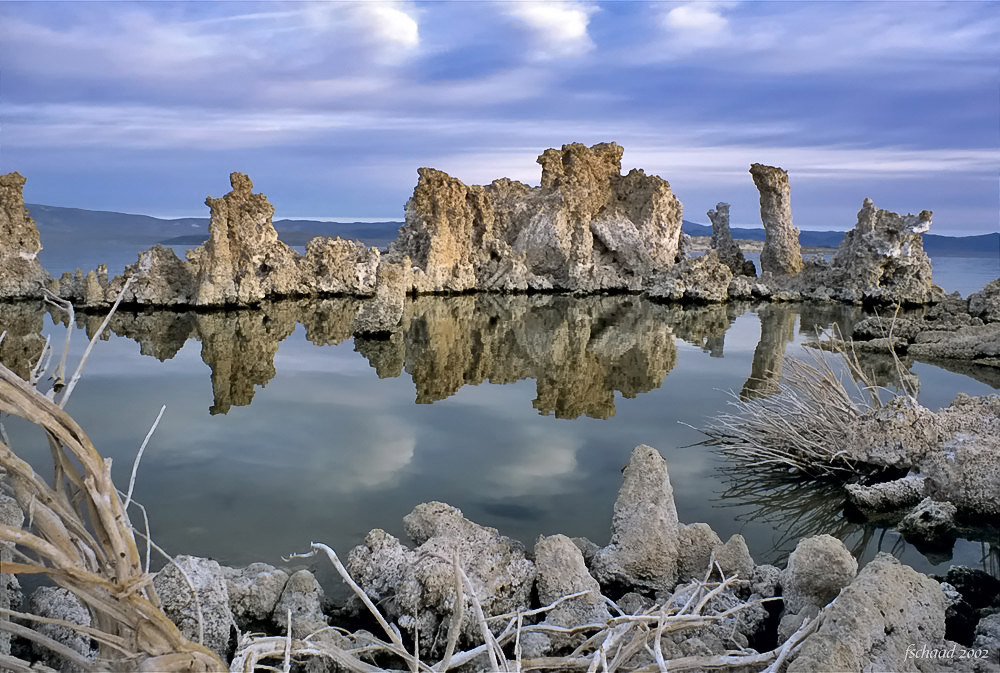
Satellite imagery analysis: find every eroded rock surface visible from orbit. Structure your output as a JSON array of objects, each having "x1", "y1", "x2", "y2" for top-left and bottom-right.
[
  {"x1": 26, "y1": 587, "x2": 95, "y2": 673},
  {"x1": 781, "y1": 534, "x2": 857, "y2": 614},
  {"x1": 749, "y1": 164, "x2": 803, "y2": 276},
  {"x1": 347, "y1": 502, "x2": 535, "y2": 655},
  {"x1": 968, "y1": 279, "x2": 1000, "y2": 323},
  {"x1": 591, "y1": 445, "x2": 680, "y2": 592},
  {"x1": 0, "y1": 172, "x2": 49, "y2": 298},
  {"x1": 707, "y1": 202, "x2": 755, "y2": 276},
  {"x1": 153, "y1": 555, "x2": 234, "y2": 659},
  {"x1": 825, "y1": 198, "x2": 935, "y2": 305},
  {"x1": 387, "y1": 142, "x2": 683, "y2": 293},
  {"x1": 787, "y1": 553, "x2": 947, "y2": 673}
]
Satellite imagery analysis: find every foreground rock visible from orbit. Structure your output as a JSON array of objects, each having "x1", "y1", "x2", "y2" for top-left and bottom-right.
[
  {"x1": 347, "y1": 502, "x2": 536, "y2": 655},
  {"x1": 153, "y1": 555, "x2": 233, "y2": 659},
  {"x1": 387, "y1": 142, "x2": 684, "y2": 293},
  {"x1": 787, "y1": 553, "x2": 947, "y2": 672},
  {"x1": 591, "y1": 445, "x2": 679, "y2": 591},
  {"x1": 0, "y1": 172, "x2": 49, "y2": 299},
  {"x1": 749, "y1": 163, "x2": 803, "y2": 276},
  {"x1": 781, "y1": 535, "x2": 858, "y2": 615},
  {"x1": 26, "y1": 587, "x2": 96, "y2": 672}
]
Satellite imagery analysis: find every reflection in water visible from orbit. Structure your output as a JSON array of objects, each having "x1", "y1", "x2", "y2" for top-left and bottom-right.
[
  {"x1": 740, "y1": 304, "x2": 797, "y2": 400},
  {"x1": 0, "y1": 302, "x2": 46, "y2": 381},
  {"x1": 2, "y1": 294, "x2": 998, "y2": 576}
]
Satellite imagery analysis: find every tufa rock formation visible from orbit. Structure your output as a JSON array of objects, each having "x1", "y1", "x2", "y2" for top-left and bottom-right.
[
  {"x1": 825, "y1": 198, "x2": 934, "y2": 305},
  {"x1": 387, "y1": 142, "x2": 684, "y2": 293},
  {"x1": 707, "y1": 203, "x2": 755, "y2": 276},
  {"x1": 749, "y1": 164, "x2": 803, "y2": 276},
  {"x1": 0, "y1": 172, "x2": 49, "y2": 298}
]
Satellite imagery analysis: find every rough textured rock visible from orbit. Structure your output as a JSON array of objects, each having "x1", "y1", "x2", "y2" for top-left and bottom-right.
[
  {"x1": 387, "y1": 143, "x2": 683, "y2": 293},
  {"x1": 749, "y1": 164, "x2": 803, "y2": 276},
  {"x1": 968, "y1": 279, "x2": 1000, "y2": 323},
  {"x1": 0, "y1": 172, "x2": 49, "y2": 298},
  {"x1": 272, "y1": 569, "x2": 327, "y2": 638},
  {"x1": 591, "y1": 445, "x2": 680, "y2": 592},
  {"x1": 1, "y1": 489, "x2": 24, "y2": 658},
  {"x1": 223, "y1": 563, "x2": 290, "y2": 629},
  {"x1": 846, "y1": 475, "x2": 926, "y2": 511},
  {"x1": 707, "y1": 202, "x2": 755, "y2": 276},
  {"x1": 298, "y1": 237, "x2": 380, "y2": 296},
  {"x1": 27, "y1": 587, "x2": 95, "y2": 673},
  {"x1": 647, "y1": 250, "x2": 733, "y2": 303},
  {"x1": 347, "y1": 503, "x2": 535, "y2": 655},
  {"x1": 713, "y1": 534, "x2": 755, "y2": 580},
  {"x1": 522, "y1": 534, "x2": 611, "y2": 656},
  {"x1": 676, "y1": 523, "x2": 724, "y2": 582},
  {"x1": 824, "y1": 198, "x2": 935, "y2": 305},
  {"x1": 898, "y1": 498, "x2": 958, "y2": 545},
  {"x1": 111, "y1": 245, "x2": 197, "y2": 306},
  {"x1": 781, "y1": 534, "x2": 858, "y2": 614},
  {"x1": 787, "y1": 553, "x2": 947, "y2": 673},
  {"x1": 843, "y1": 397, "x2": 943, "y2": 468},
  {"x1": 153, "y1": 555, "x2": 233, "y2": 659},
  {"x1": 352, "y1": 259, "x2": 407, "y2": 335},
  {"x1": 193, "y1": 172, "x2": 302, "y2": 305},
  {"x1": 750, "y1": 564, "x2": 782, "y2": 599},
  {"x1": 908, "y1": 323, "x2": 1000, "y2": 362}
]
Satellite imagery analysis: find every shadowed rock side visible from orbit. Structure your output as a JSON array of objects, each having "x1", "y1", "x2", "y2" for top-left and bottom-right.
[
  {"x1": 707, "y1": 203, "x2": 755, "y2": 277},
  {"x1": 740, "y1": 304, "x2": 797, "y2": 400},
  {"x1": 749, "y1": 164, "x2": 803, "y2": 276},
  {"x1": 386, "y1": 142, "x2": 684, "y2": 293},
  {"x1": 0, "y1": 173, "x2": 49, "y2": 299}
]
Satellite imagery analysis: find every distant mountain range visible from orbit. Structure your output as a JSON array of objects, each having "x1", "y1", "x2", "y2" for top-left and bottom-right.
[{"x1": 25, "y1": 204, "x2": 1000, "y2": 273}]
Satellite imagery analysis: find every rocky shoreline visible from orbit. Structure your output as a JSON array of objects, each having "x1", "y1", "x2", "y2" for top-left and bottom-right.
[{"x1": 3, "y1": 445, "x2": 997, "y2": 672}]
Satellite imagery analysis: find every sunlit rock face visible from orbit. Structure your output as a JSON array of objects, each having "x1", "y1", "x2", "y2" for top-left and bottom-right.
[
  {"x1": 388, "y1": 142, "x2": 684, "y2": 293},
  {"x1": 749, "y1": 164, "x2": 803, "y2": 276},
  {"x1": 0, "y1": 173, "x2": 49, "y2": 299},
  {"x1": 825, "y1": 198, "x2": 935, "y2": 305}
]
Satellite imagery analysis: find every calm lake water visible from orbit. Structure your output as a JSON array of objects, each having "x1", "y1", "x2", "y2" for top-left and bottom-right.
[{"x1": 1, "y1": 291, "x2": 998, "y2": 591}]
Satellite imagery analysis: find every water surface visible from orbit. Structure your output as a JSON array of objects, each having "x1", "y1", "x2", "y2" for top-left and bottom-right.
[{"x1": 1, "y1": 295, "x2": 997, "y2": 588}]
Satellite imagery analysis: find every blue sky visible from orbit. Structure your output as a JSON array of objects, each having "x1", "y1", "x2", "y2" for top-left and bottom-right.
[{"x1": 1, "y1": 1, "x2": 998, "y2": 234}]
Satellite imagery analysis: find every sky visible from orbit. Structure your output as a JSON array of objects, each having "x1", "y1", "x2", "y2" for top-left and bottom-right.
[{"x1": 1, "y1": 0, "x2": 998, "y2": 234}]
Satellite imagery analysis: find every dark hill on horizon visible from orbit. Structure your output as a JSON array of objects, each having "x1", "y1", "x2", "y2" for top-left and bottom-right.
[{"x1": 25, "y1": 204, "x2": 1000, "y2": 276}]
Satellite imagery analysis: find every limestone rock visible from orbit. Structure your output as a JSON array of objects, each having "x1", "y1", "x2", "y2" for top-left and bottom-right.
[
  {"x1": 591, "y1": 445, "x2": 680, "y2": 592},
  {"x1": 787, "y1": 553, "x2": 947, "y2": 673},
  {"x1": 524, "y1": 534, "x2": 610, "y2": 655},
  {"x1": 646, "y1": 250, "x2": 733, "y2": 303},
  {"x1": 223, "y1": 563, "x2": 290, "y2": 629},
  {"x1": 714, "y1": 534, "x2": 755, "y2": 580},
  {"x1": 676, "y1": 523, "x2": 723, "y2": 582},
  {"x1": 968, "y1": 279, "x2": 1000, "y2": 323},
  {"x1": 352, "y1": 259, "x2": 407, "y2": 336},
  {"x1": 781, "y1": 534, "x2": 858, "y2": 614},
  {"x1": 298, "y1": 237, "x2": 380, "y2": 296},
  {"x1": 846, "y1": 475, "x2": 926, "y2": 511},
  {"x1": 347, "y1": 503, "x2": 535, "y2": 655},
  {"x1": 750, "y1": 564, "x2": 782, "y2": 599},
  {"x1": 1, "y1": 489, "x2": 24, "y2": 658},
  {"x1": 749, "y1": 164, "x2": 803, "y2": 276},
  {"x1": 272, "y1": 569, "x2": 327, "y2": 638},
  {"x1": 388, "y1": 143, "x2": 683, "y2": 293},
  {"x1": 153, "y1": 555, "x2": 233, "y2": 659},
  {"x1": 899, "y1": 498, "x2": 958, "y2": 546},
  {"x1": 708, "y1": 203, "x2": 755, "y2": 276},
  {"x1": 109, "y1": 245, "x2": 197, "y2": 306},
  {"x1": 0, "y1": 172, "x2": 49, "y2": 298},
  {"x1": 27, "y1": 587, "x2": 95, "y2": 673},
  {"x1": 921, "y1": 431, "x2": 1000, "y2": 517},
  {"x1": 909, "y1": 323, "x2": 1000, "y2": 362},
  {"x1": 192, "y1": 172, "x2": 302, "y2": 305},
  {"x1": 843, "y1": 397, "x2": 942, "y2": 468},
  {"x1": 826, "y1": 198, "x2": 935, "y2": 305}
]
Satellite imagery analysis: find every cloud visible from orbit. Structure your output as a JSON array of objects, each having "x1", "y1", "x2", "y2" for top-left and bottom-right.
[
  {"x1": 504, "y1": 1, "x2": 596, "y2": 58},
  {"x1": 663, "y1": 4, "x2": 728, "y2": 34}
]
